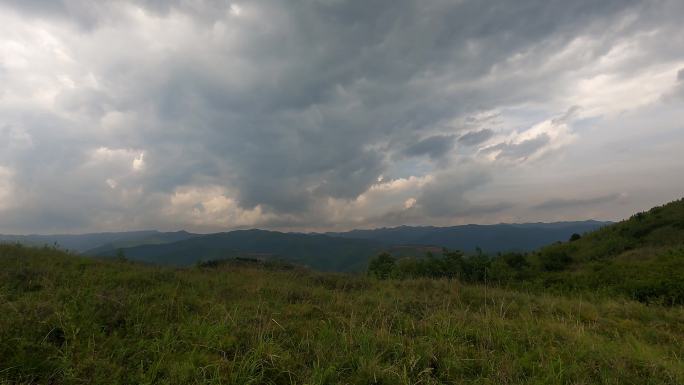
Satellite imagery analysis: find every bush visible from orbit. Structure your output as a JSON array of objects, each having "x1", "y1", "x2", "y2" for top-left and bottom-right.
[
  {"x1": 539, "y1": 250, "x2": 572, "y2": 272},
  {"x1": 367, "y1": 252, "x2": 395, "y2": 279}
]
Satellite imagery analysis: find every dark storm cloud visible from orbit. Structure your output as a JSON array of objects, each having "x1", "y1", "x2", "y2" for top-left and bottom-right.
[
  {"x1": 411, "y1": 168, "x2": 507, "y2": 218},
  {"x1": 123, "y1": 0, "x2": 642, "y2": 214},
  {"x1": 532, "y1": 194, "x2": 623, "y2": 210},
  {"x1": 1, "y1": 0, "x2": 683, "y2": 232},
  {"x1": 674, "y1": 68, "x2": 684, "y2": 99},
  {"x1": 403, "y1": 135, "x2": 455, "y2": 160}
]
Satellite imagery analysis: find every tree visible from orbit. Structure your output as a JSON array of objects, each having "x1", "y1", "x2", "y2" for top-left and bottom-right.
[
  {"x1": 539, "y1": 250, "x2": 572, "y2": 271},
  {"x1": 489, "y1": 252, "x2": 531, "y2": 283},
  {"x1": 569, "y1": 233, "x2": 582, "y2": 242},
  {"x1": 442, "y1": 250, "x2": 465, "y2": 279},
  {"x1": 501, "y1": 252, "x2": 529, "y2": 270},
  {"x1": 367, "y1": 252, "x2": 395, "y2": 279},
  {"x1": 115, "y1": 248, "x2": 127, "y2": 262}
]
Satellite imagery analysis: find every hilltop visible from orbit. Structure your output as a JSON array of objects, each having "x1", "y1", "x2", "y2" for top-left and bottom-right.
[{"x1": 1, "y1": 244, "x2": 683, "y2": 384}]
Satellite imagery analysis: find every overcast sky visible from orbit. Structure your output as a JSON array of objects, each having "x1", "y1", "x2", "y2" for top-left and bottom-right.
[{"x1": 1, "y1": 0, "x2": 683, "y2": 234}]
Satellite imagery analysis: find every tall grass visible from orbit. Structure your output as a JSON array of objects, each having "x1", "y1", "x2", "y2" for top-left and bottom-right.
[{"x1": 1, "y1": 244, "x2": 683, "y2": 384}]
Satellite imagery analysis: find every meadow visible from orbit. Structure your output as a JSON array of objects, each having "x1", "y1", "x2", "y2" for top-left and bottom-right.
[{"x1": 2, "y1": 244, "x2": 683, "y2": 385}]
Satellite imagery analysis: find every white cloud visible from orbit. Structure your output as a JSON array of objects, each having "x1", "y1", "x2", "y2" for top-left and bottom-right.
[
  {"x1": 229, "y1": 4, "x2": 242, "y2": 16},
  {"x1": 163, "y1": 185, "x2": 273, "y2": 229},
  {"x1": 132, "y1": 152, "x2": 144, "y2": 171},
  {"x1": 89, "y1": 147, "x2": 144, "y2": 171}
]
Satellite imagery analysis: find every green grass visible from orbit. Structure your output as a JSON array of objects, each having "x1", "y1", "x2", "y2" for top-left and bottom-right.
[
  {"x1": 520, "y1": 198, "x2": 684, "y2": 303},
  {"x1": 2, "y1": 244, "x2": 683, "y2": 384},
  {"x1": 536, "y1": 198, "x2": 684, "y2": 264}
]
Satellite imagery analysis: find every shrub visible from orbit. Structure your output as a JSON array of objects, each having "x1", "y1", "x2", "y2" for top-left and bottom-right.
[
  {"x1": 367, "y1": 252, "x2": 395, "y2": 279},
  {"x1": 539, "y1": 250, "x2": 572, "y2": 272}
]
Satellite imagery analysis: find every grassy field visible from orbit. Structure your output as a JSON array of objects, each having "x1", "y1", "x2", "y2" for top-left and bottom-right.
[{"x1": 2, "y1": 244, "x2": 683, "y2": 384}]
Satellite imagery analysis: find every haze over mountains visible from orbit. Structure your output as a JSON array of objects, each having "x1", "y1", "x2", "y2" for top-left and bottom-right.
[
  {"x1": 0, "y1": 231, "x2": 198, "y2": 254},
  {"x1": 1, "y1": 221, "x2": 609, "y2": 271}
]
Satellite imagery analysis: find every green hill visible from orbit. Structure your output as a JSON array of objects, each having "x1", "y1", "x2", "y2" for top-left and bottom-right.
[
  {"x1": 2, "y1": 244, "x2": 683, "y2": 384},
  {"x1": 538, "y1": 198, "x2": 684, "y2": 262},
  {"x1": 90, "y1": 230, "x2": 390, "y2": 272},
  {"x1": 527, "y1": 198, "x2": 684, "y2": 304},
  {"x1": 365, "y1": 198, "x2": 684, "y2": 305}
]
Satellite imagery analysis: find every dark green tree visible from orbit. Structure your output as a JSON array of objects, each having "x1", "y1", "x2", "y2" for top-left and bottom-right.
[
  {"x1": 367, "y1": 252, "x2": 395, "y2": 279},
  {"x1": 442, "y1": 249, "x2": 465, "y2": 279},
  {"x1": 115, "y1": 248, "x2": 127, "y2": 262},
  {"x1": 539, "y1": 250, "x2": 572, "y2": 271}
]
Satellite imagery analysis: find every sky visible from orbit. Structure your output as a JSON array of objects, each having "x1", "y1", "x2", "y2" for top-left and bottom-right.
[{"x1": 0, "y1": 0, "x2": 683, "y2": 234}]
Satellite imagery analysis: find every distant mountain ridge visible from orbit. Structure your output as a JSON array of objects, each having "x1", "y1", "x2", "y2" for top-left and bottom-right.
[
  {"x1": 51, "y1": 220, "x2": 607, "y2": 271},
  {"x1": 1, "y1": 221, "x2": 611, "y2": 271},
  {"x1": 84, "y1": 231, "x2": 199, "y2": 255},
  {"x1": 329, "y1": 221, "x2": 611, "y2": 253},
  {"x1": 91, "y1": 229, "x2": 387, "y2": 272},
  {"x1": 0, "y1": 230, "x2": 196, "y2": 253}
]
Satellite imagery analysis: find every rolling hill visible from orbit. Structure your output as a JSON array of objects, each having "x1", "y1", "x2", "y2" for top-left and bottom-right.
[
  {"x1": 91, "y1": 229, "x2": 388, "y2": 271},
  {"x1": 87, "y1": 221, "x2": 608, "y2": 271},
  {"x1": 525, "y1": 198, "x2": 684, "y2": 303},
  {"x1": 363, "y1": 198, "x2": 684, "y2": 304}
]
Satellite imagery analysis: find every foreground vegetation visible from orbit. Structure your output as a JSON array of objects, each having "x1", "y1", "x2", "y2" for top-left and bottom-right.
[
  {"x1": 369, "y1": 198, "x2": 684, "y2": 305},
  {"x1": 2, "y1": 244, "x2": 684, "y2": 384}
]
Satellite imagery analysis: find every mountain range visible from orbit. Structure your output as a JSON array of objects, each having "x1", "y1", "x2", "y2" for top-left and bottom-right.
[{"x1": 1, "y1": 221, "x2": 610, "y2": 271}]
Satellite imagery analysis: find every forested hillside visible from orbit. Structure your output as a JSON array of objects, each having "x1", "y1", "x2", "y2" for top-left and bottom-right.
[{"x1": 368, "y1": 198, "x2": 684, "y2": 305}]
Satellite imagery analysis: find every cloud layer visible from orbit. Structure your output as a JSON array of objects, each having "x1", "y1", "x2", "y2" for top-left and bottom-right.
[{"x1": 1, "y1": 0, "x2": 683, "y2": 233}]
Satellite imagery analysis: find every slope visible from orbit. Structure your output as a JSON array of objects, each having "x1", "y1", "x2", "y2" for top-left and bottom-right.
[
  {"x1": 525, "y1": 198, "x2": 684, "y2": 303},
  {"x1": 1, "y1": 244, "x2": 683, "y2": 384},
  {"x1": 93, "y1": 229, "x2": 389, "y2": 271}
]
